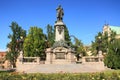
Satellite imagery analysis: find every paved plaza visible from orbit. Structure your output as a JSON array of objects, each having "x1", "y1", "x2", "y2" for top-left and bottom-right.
[{"x1": 17, "y1": 62, "x2": 105, "y2": 73}]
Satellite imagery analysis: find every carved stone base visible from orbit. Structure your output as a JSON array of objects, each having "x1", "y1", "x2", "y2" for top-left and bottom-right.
[{"x1": 45, "y1": 47, "x2": 75, "y2": 64}]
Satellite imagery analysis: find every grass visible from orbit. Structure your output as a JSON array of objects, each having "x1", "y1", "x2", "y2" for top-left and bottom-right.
[{"x1": 0, "y1": 70, "x2": 120, "y2": 80}]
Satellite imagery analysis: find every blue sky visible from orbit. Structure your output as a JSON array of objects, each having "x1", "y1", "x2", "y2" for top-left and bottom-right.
[{"x1": 0, "y1": 0, "x2": 120, "y2": 51}]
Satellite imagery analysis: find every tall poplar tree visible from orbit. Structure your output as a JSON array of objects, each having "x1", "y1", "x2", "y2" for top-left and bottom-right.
[
  {"x1": 6, "y1": 22, "x2": 26, "y2": 67},
  {"x1": 64, "y1": 25, "x2": 71, "y2": 46},
  {"x1": 46, "y1": 24, "x2": 54, "y2": 47}
]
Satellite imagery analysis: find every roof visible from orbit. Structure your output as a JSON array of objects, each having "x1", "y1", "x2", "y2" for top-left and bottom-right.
[
  {"x1": 109, "y1": 26, "x2": 120, "y2": 34},
  {"x1": 0, "y1": 52, "x2": 6, "y2": 57}
]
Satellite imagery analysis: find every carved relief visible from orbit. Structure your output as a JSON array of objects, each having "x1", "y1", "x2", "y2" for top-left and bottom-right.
[{"x1": 57, "y1": 26, "x2": 64, "y2": 34}]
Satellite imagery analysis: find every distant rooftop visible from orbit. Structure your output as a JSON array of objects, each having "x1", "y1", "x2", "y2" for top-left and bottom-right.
[
  {"x1": 109, "y1": 26, "x2": 120, "y2": 34},
  {"x1": 0, "y1": 52, "x2": 6, "y2": 57}
]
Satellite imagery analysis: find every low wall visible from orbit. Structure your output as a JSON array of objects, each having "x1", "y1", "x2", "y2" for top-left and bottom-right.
[
  {"x1": 17, "y1": 57, "x2": 45, "y2": 64},
  {"x1": 82, "y1": 56, "x2": 104, "y2": 63},
  {"x1": 16, "y1": 55, "x2": 105, "y2": 73}
]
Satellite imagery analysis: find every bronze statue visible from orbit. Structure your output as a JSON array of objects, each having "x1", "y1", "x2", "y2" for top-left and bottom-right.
[{"x1": 56, "y1": 5, "x2": 64, "y2": 21}]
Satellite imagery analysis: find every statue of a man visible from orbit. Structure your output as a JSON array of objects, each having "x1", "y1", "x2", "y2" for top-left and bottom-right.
[{"x1": 56, "y1": 5, "x2": 64, "y2": 21}]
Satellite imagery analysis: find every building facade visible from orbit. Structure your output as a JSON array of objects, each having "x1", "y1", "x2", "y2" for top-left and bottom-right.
[
  {"x1": 0, "y1": 51, "x2": 10, "y2": 69},
  {"x1": 103, "y1": 24, "x2": 120, "y2": 39}
]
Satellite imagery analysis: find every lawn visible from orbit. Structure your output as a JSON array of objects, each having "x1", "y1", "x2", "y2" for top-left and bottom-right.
[{"x1": 0, "y1": 70, "x2": 120, "y2": 80}]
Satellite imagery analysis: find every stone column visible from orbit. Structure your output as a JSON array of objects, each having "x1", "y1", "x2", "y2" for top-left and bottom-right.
[
  {"x1": 67, "y1": 52, "x2": 71, "y2": 62},
  {"x1": 55, "y1": 21, "x2": 65, "y2": 41},
  {"x1": 98, "y1": 50, "x2": 103, "y2": 62},
  {"x1": 67, "y1": 49, "x2": 75, "y2": 63},
  {"x1": 82, "y1": 57, "x2": 86, "y2": 64},
  {"x1": 45, "y1": 48, "x2": 53, "y2": 64},
  {"x1": 36, "y1": 57, "x2": 40, "y2": 64},
  {"x1": 17, "y1": 51, "x2": 23, "y2": 64}
]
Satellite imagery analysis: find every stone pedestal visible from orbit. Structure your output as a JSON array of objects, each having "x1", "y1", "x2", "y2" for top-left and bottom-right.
[
  {"x1": 55, "y1": 21, "x2": 65, "y2": 41},
  {"x1": 45, "y1": 47, "x2": 75, "y2": 64},
  {"x1": 68, "y1": 49, "x2": 75, "y2": 63},
  {"x1": 17, "y1": 51, "x2": 23, "y2": 64},
  {"x1": 45, "y1": 14, "x2": 75, "y2": 64},
  {"x1": 45, "y1": 48, "x2": 53, "y2": 64}
]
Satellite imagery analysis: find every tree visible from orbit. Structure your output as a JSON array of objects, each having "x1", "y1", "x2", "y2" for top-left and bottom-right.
[
  {"x1": 104, "y1": 39, "x2": 120, "y2": 69},
  {"x1": 23, "y1": 27, "x2": 46, "y2": 60},
  {"x1": 91, "y1": 31, "x2": 116, "y2": 55},
  {"x1": 46, "y1": 24, "x2": 54, "y2": 47},
  {"x1": 91, "y1": 30, "x2": 120, "y2": 69},
  {"x1": 91, "y1": 32, "x2": 103, "y2": 55},
  {"x1": 64, "y1": 25, "x2": 71, "y2": 46},
  {"x1": 71, "y1": 35, "x2": 86, "y2": 61},
  {"x1": 6, "y1": 22, "x2": 26, "y2": 67}
]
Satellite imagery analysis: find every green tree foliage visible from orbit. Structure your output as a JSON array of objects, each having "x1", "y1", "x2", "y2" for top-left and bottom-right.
[
  {"x1": 64, "y1": 25, "x2": 71, "y2": 46},
  {"x1": 46, "y1": 24, "x2": 54, "y2": 47},
  {"x1": 23, "y1": 27, "x2": 46, "y2": 60},
  {"x1": 6, "y1": 22, "x2": 26, "y2": 67},
  {"x1": 91, "y1": 30, "x2": 120, "y2": 69},
  {"x1": 71, "y1": 35, "x2": 86, "y2": 61},
  {"x1": 91, "y1": 32, "x2": 103, "y2": 55},
  {"x1": 91, "y1": 31, "x2": 116, "y2": 55},
  {"x1": 104, "y1": 39, "x2": 120, "y2": 69}
]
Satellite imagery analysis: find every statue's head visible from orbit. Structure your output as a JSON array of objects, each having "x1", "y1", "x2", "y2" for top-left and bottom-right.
[{"x1": 58, "y1": 5, "x2": 61, "y2": 8}]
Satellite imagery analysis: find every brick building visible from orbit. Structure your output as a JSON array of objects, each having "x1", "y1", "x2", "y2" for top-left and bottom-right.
[{"x1": 0, "y1": 51, "x2": 10, "y2": 69}]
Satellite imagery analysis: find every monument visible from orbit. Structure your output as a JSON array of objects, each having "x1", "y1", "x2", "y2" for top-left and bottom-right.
[
  {"x1": 45, "y1": 5, "x2": 75, "y2": 64},
  {"x1": 16, "y1": 5, "x2": 105, "y2": 73}
]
